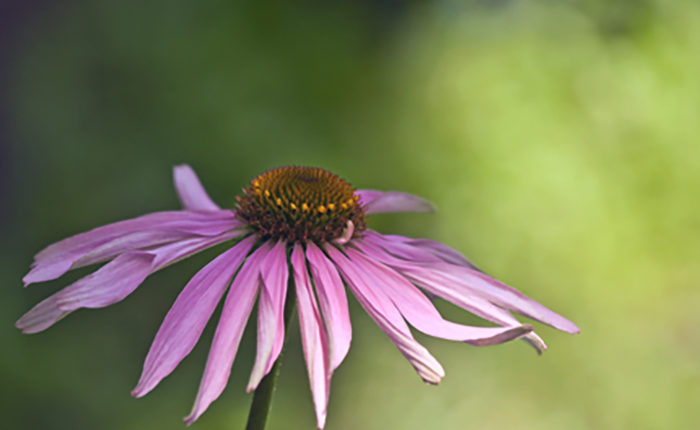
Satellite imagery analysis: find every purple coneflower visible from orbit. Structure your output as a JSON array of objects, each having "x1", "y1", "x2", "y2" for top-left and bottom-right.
[{"x1": 17, "y1": 165, "x2": 579, "y2": 429}]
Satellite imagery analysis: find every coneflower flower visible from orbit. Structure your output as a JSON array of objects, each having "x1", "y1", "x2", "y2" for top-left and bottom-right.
[{"x1": 17, "y1": 165, "x2": 579, "y2": 429}]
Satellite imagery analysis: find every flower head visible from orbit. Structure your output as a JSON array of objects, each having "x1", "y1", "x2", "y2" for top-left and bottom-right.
[{"x1": 17, "y1": 165, "x2": 579, "y2": 428}]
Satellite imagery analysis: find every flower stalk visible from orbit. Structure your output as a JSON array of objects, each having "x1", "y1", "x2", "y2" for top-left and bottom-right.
[{"x1": 246, "y1": 273, "x2": 297, "y2": 430}]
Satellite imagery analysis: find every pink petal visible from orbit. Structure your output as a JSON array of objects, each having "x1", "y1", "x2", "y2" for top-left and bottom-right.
[
  {"x1": 13, "y1": 295, "x2": 64, "y2": 335},
  {"x1": 344, "y1": 247, "x2": 532, "y2": 345},
  {"x1": 132, "y1": 235, "x2": 256, "y2": 398},
  {"x1": 292, "y1": 244, "x2": 330, "y2": 429},
  {"x1": 16, "y1": 252, "x2": 155, "y2": 334},
  {"x1": 326, "y1": 245, "x2": 444, "y2": 385},
  {"x1": 184, "y1": 243, "x2": 270, "y2": 425},
  {"x1": 173, "y1": 165, "x2": 221, "y2": 211},
  {"x1": 363, "y1": 232, "x2": 443, "y2": 263},
  {"x1": 148, "y1": 230, "x2": 245, "y2": 270},
  {"x1": 367, "y1": 231, "x2": 476, "y2": 268},
  {"x1": 35, "y1": 210, "x2": 235, "y2": 261},
  {"x1": 25, "y1": 210, "x2": 241, "y2": 286},
  {"x1": 359, "y1": 236, "x2": 516, "y2": 323},
  {"x1": 17, "y1": 232, "x2": 242, "y2": 334},
  {"x1": 247, "y1": 240, "x2": 289, "y2": 392},
  {"x1": 363, "y1": 234, "x2": 580, "y2": 334},
  {"x1": 355, "y1": 189, "x2": 435, "y2": 215},
  {"x1": 72, "y1": 230, "x2": 193, "y2": 268},
  {"x1": 408, "y1": 239, "x2": 476, "y2": 267},
  {"x1": 358, "y1": 237, "x2": 547, "y2": 352},
  {"x1": 305, "y1": 242, "x2": 352, "y2": 370}
]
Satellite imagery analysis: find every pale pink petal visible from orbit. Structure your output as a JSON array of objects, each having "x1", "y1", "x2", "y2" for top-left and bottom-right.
[
  {"x1": 184, "y1": 243, "x2": 270, "y2": 425},
  {"x1": 357, "y1": 237, "x2": 547, "y2": 352},
  {"x1": 132, "y1": 235, "x2": 256, "y2": 398},
  {"x1": 305, "y1": 242, "x2": 352, "y2": 370},
  {"x1": 247, "y1": 240, "x2": 289, "y2": 392},
  {"x1": 173, "y1": 165, "x2": 221, "y2": 211},
  {"x1": 72, "y1": 230, "x2": 193, "y2": 268},
  {"x1": 356, "y1": 189, "x2": 435, "y2": 215},
  {"x1": 358, "y1": 236, "x2": 516, "y2": 323},
  {"x1": 363, "y1": 234, "x2": 580, "y2": 334},
  {"x1": 16, "y1": 252, "x2": 155, "y2": 334},
  {"x1": 292, "y1": 244, "x2": 330, "y2": 429},
  {"x1": 148, "y1": 231, "x2": 245, "y2": 270},
  {"x1": 13, "y1": 295, "x2": 64, "y2": 335},
  {"x1": 362, "y1": 231, "x2": 442, "y2": 263},
  {"x1": 344, "y1": 247, "x2": 532, "y2": 345},
  {"x1": 406, "y1": 238, "x2": 476, "y2": 267},
  {"x1": 17, "y1": 232, "x2": 243, "y2": 334},
  {"x1": 34, "y1": 210, "x2": 235, "y2": 261},
  {"x1": 23, "y1": 259, "x2": 75, "y2": 289},
  {"x1": 25, "y1": 210, "x2": 241, "y2": 286},
  {"x1": 71, "y1": 228, "x2": 246, "y2": 271},
  {"x1": 326, "y1": 245, "x2": 444, "y2": 385},
  {"x1": 366, "y1": 231, "x2": 476, "y2": 268}
]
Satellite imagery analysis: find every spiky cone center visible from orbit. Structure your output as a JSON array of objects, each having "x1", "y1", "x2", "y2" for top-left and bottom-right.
[{"x1": 236, "y1": 166, "x2": 366, "y2": 243}]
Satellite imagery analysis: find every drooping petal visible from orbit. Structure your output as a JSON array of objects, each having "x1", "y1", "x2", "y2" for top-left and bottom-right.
[
  {"x1": 355, "y1": 189, "x2": 435, "y2": 215},
  {"x1": 34, "y1": 210, "x2": 236, "y2": 261},
  {"x1": 326, "y1": 245, "x2": 444, "y2": 385},
  {"x1": 17, "y1": 232, "x2": 242, "y2": 334},
  {"x1": 184, "y1": 243, "x2": 270, "y2": 425},
  {"x1": 357, "y1": 237, "x2": 547, "y2": 352},
  {"x1": 69, "y1": 228, "x2": 247, "y2": 273},
  {"x1": 359, "y1": 236, "x2": 515, "y2": 323},
  {"x1": 13, "y1": 296, "x2": 63, "y2": 335},
  {"x1": 363, "y1": 234, "x2": 580, "y2": 334},
  {"x1": 71, "y1": 230, "x2": 193, "y2": 269},
  {"x1": 149, "y1": 232, "x2": 241, "y2": 271},
  {"x1": 173, "y1": 165, "x2": 221, "y2": 211},
  {"x1": 344, "y1": 247, "x2": 532, "y2": 345},
  {"x1": 132, "y1": 235, "x2": 256, "y2": 398},
  {"x1": 292, "y1": 244, "x2": 330, "y2": 429},
  {"x1": 363, "y1": 232, "x2": 442, "y2": 263},
  {"x1": 23, "y1": 259, "x2": 78, "y2": 289},
  {"x1": 305, "y1": 242, "x2": 352, "y2": 371},
  {"x1": 16, "y1": 252, "x2": 155, "y2": 334},
  {"x1": 367, "y1": 231, "x2": 477, "y2": 268},
  {"x1": 247, "y1": 240, "x2": 289, "y2": 392},
  {"x1": 25, "y1": 210, "x2": 241, "y2": 286}
]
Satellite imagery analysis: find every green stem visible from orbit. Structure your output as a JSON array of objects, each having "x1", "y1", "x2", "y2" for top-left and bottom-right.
[{"x1": 245, "y1": 277, "x2": 297, "y2": 430}]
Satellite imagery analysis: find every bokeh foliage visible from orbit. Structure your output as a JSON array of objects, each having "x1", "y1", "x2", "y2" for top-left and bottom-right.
[{"x1": 2, "y1": 0, "x2": 699, "y2": 429}]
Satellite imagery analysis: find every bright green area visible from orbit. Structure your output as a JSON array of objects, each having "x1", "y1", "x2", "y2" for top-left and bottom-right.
[{"x1": 2, "y1": 0, "x2": 699, "y2": 429}]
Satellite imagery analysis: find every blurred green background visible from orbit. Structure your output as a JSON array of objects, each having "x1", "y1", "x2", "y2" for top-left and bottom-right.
[{"x1": 2, "y1": 0, "x2": 699, "y2": 429}]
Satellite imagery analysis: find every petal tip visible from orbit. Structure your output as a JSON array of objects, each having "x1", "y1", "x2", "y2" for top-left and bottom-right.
[
  {"x1": 183, "y1": 412, "x2": 198, "y2": 427},
  {"x1": 173, "y1": 164, "x2": 221, "y2": 211},
  {"x1": 316, "y1": 413, "x2": 328, "y2": 429},
  {"x1": 523, "y1": 332, "x2": 548, "y2": 355},
  {"x1": 15, "y1": 319, "x2": 31, "y2": 334},
  {"x1": 422, "y1": 373, "x2": 443, "y2": 386},
  {"x1": 422, "y1": 201, "x2": 437, "y2": 213},
  {"x1": 465, "y1": 324, "x2": 533, "y2": 347},
  {"x1": 557, "y1": 319, "x2": 580, "y2": 335},
  {"x1": 130, "y1": 383, "x2": 149, "y2": 398}
]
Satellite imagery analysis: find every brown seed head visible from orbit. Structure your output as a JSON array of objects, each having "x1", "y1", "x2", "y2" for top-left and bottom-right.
[{"x1": 236, "y1": 166, "x2": 366, "y2": 243}]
